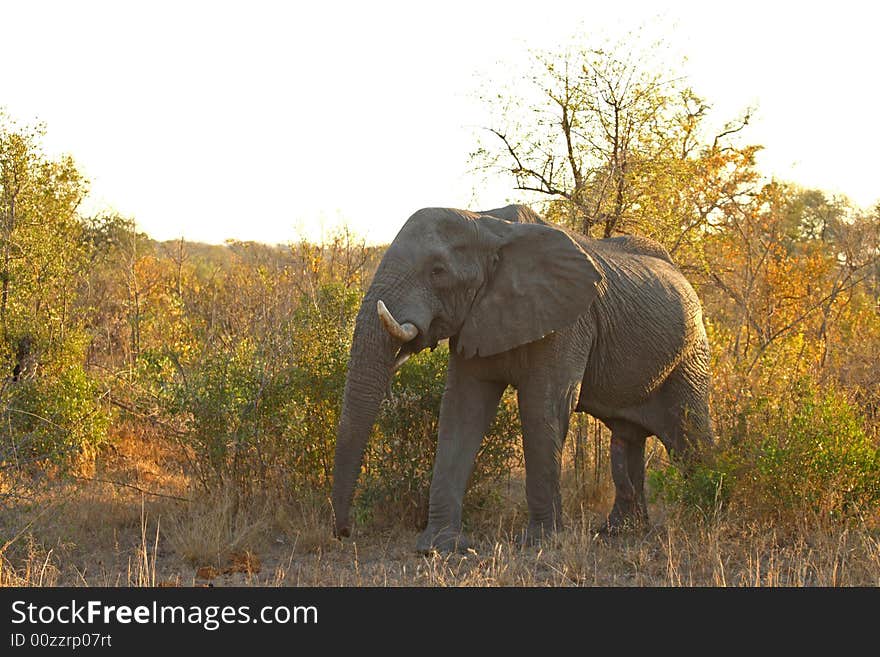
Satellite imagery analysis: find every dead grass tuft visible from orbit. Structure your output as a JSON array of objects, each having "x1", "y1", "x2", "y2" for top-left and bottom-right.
[{"x1": 164, "y1": 487, "x2": 270, "y2": 568}]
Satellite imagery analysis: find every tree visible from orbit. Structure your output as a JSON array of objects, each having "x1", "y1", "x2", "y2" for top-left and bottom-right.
[
  {"x1": 81, "y1": 213, "x2": 157, "y2": 376},
  {"x1": 470, "y1": 36, "x2": 759, "y2": 248},
  {"x1": 0, "y1": 111, "x2": 89, "y2": 366},
  {"x1": 0, "y1": 111, "x2": 108, "y2": 465},
  {"x1": 699, "y1": 183, "x2": 880, "y2": 392}
]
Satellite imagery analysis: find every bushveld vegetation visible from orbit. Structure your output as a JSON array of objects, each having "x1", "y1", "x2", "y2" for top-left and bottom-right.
[{"x1": 1, "y1": 40, "x2": 878, "y2": 586}]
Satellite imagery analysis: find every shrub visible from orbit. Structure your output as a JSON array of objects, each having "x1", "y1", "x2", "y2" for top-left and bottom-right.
[
  {"x1": 648, "y1": 456, "x2": 734, "y2": 521},
  {"x1": 650, "y1": 379, "x2": 880, "y2": 524},
  {"x1": 1, "y1": 337, "x2": 110, "y2": 469},
  {"x1": 741, "y1": 383, "x2": 880, "y2": 520},
  {"x1": 281, "y1": 284, "x2": 357, "y2": 492},
  {"x1": 161, "y1": 283, "x2": 358, "y2": 495}
]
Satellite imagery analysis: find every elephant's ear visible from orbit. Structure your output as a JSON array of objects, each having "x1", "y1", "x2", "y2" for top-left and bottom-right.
[{"x1": 456, "y1": 218, "x2": 603, "y2": 358}]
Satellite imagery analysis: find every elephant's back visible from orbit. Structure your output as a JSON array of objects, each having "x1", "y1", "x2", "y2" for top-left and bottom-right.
[{"x1": 597, "y1": 234, "x2": 674, "y2": 265}]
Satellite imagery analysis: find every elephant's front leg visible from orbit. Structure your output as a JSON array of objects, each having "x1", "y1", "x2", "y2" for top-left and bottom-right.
[
  {"x1": 517, "y1": 380, "x2": 580, "y2": 545},
  {"x1": 416, "y1": 360, "x2": 505, "y2": 554}
]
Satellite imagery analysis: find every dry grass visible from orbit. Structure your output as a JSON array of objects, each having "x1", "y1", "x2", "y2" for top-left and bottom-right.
[
  {"x1": 262, "y1": 511, "x2": 880, "y2": 587},
  {"x1": 2, "y1": 430, "x2": 879, "y2": 587},
  {"x1": 164, "y1": 488, "x2": 271, "y2": 568}
]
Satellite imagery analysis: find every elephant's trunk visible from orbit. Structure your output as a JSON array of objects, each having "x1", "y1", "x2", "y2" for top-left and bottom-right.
[{"x1": 331, "y1": 286, "x2": 406, "y2": 537}]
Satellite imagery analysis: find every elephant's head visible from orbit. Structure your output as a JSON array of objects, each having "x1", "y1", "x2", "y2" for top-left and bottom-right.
[{"x1": 331, "y1": 206, "x2": 602, "y2": 537}]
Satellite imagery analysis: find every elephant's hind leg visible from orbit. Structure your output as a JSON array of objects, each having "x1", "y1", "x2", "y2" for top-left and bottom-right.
[{"x1": 604, "y1": 419, "x2": 650, "y2": 533}]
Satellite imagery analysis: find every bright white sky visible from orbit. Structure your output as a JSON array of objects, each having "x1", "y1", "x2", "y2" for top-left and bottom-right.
[{"x1": 3, "y1": 1, "x2": 878, "y2": 245}]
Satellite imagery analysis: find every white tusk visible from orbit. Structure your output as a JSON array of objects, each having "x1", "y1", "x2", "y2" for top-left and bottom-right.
[{"x1": 377, "y1": 300, "x2": 418, "y2": 342}]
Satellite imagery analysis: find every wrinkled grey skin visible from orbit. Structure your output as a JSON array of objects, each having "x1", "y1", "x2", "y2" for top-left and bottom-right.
[{"x1": 331, "y1": 205, "x2": 713, "y2": 552}]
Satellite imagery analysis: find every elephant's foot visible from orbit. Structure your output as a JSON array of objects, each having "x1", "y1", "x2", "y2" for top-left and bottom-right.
[
  {"x1": 416, "y1": 526, "x2": 472, "y2": 555},
  {"x1": 516, "y1": 519, "x2": 561, "y2": 547}
]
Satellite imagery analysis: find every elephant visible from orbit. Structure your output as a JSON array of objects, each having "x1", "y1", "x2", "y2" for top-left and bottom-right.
[{"x1": 331, "y1": 204, "x2": 714, "y2": 552}]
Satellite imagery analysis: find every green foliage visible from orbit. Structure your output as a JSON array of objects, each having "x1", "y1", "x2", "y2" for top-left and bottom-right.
[
  {"x1": 282, "y1": 284, "x2": 358, "y2": 491},
  {"x1": 740, "y1": 383, "x2": 880, "y2": 520},
  {"x1": 161, "y1": 283, "x2": 359, "y2": 495},
  {"x1": 648, "y1": 457, "x2": 734, "y2": 521},
  {"x1": 652, "y1": 380, "x2": 880, "y2": 523},
  {"x1": 0, "y1": 113, "x2": 106, "y2": 470},
  {"x1": 2, "y1": 340, "x2": 110, "y2": 466}
]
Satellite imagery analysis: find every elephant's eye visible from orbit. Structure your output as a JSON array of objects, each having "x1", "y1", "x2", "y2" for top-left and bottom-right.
[{"x1": 430, "y1": 265, "x2": 446, "y2": 278}]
